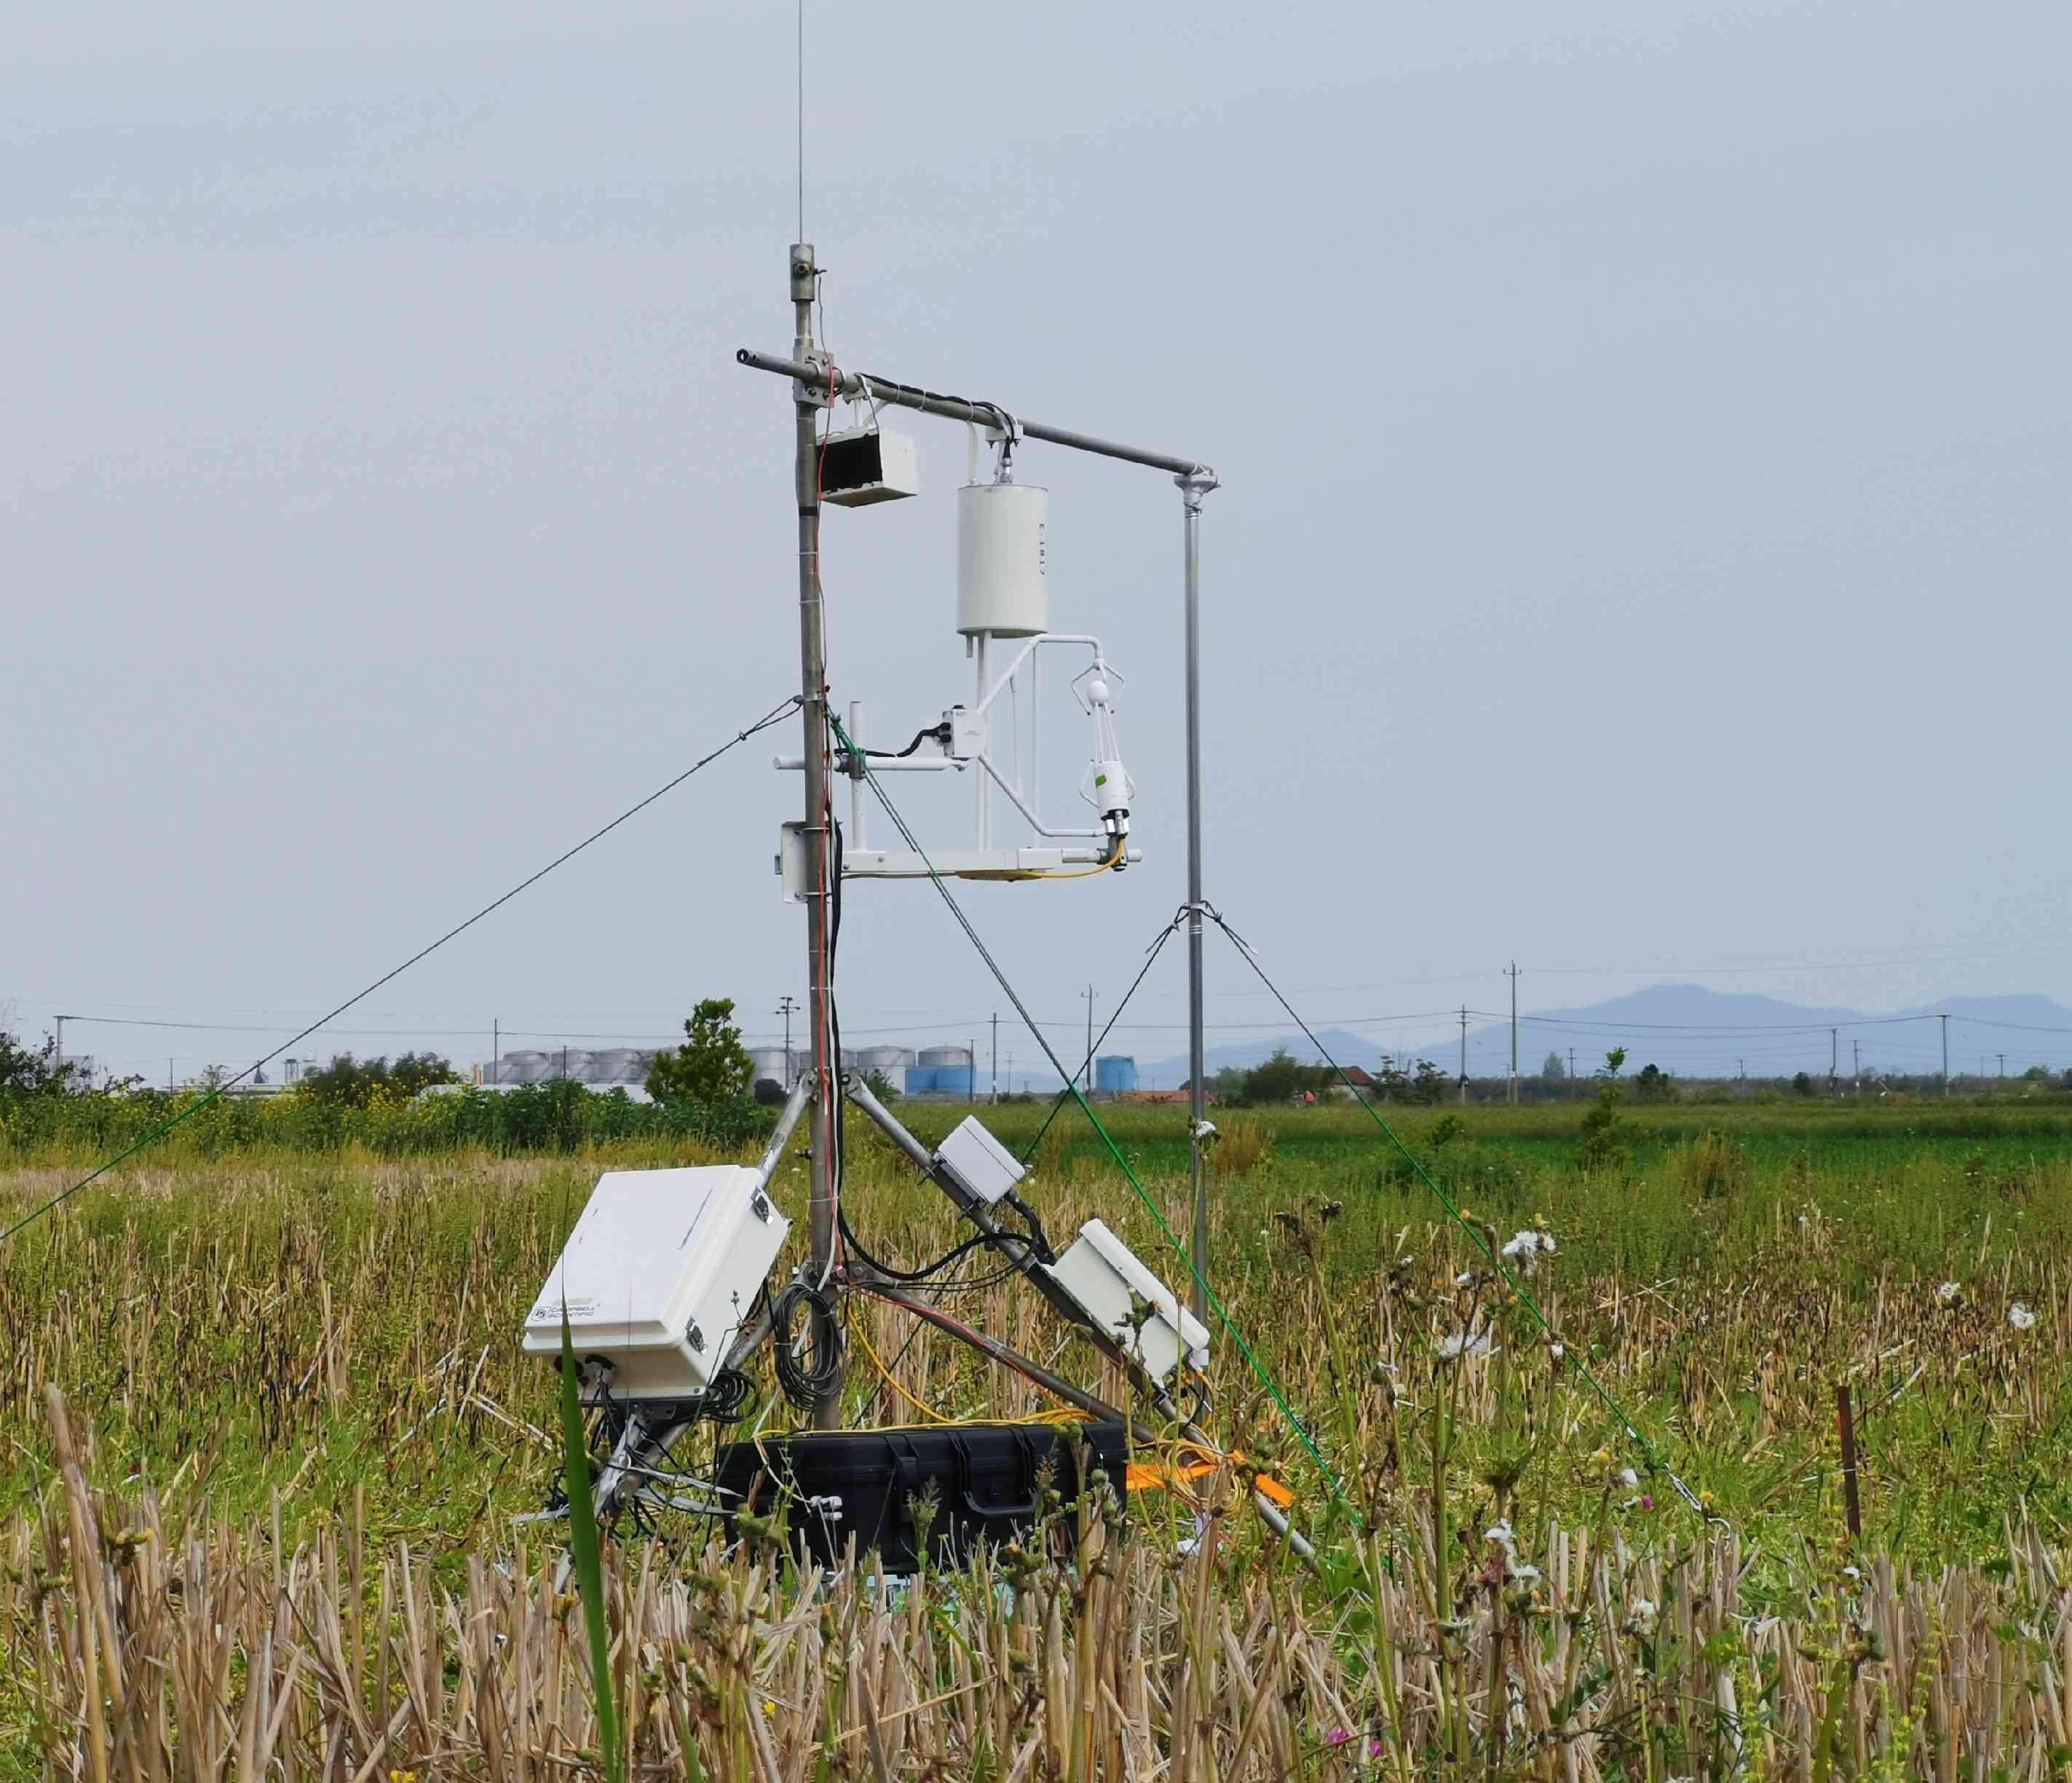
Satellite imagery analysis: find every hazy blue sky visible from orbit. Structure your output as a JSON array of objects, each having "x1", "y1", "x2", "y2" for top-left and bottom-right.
[{"x1": 4, "y1": 1, "x2": 2068, "y2": 1086}]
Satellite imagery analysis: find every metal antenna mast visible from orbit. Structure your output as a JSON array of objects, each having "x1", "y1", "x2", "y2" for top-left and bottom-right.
[{"x1": 789, "y1": 242, "x2": 843, "y2": 1428}]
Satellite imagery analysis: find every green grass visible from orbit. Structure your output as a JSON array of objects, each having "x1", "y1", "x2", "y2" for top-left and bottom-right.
[{"x1": 0, "y1": 1094, "x2": 2065, "y2": 1571}]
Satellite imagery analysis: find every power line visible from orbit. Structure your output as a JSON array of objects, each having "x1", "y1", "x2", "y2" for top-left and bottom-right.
[{"x1": 0, "y1": 693, "x2": 802, "y2": 1247}]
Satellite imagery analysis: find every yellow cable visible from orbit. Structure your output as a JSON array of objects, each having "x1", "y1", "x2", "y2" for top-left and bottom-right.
[
  {"x1": 1034, "y1": 839, "x2": 1124, "y2": 881},
  {"x1": 850, "y1": 1316, "x2": 954, "y2": 1425}
]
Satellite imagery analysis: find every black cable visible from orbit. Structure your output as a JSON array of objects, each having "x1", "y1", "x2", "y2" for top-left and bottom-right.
[
  {"x1": 834, "y1": 1214, "x2": 1004, "y2": 1284},
  {"x1": 697, "y1": 1367, "x2": 756, "y2": 1426},
  {"x1": 855, "y1": 722, "x2": 950, "y2": 760},
  {"x1": 0, "y1": 690, "x2": 804, "y2": 1249},
  {"x1": 770, "y1": 1281, "x2": 845, "y2": 1410}
]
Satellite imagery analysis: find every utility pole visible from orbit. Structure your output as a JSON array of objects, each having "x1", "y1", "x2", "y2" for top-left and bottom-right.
[
  {"x1": 1081, "y1": 985, "x2": 1098, "y2": 1089},
  {"x1": 1851, "y1": 1037, "x2": 1861, "y2": 1083},
  {"x1": 969, "y1": 1037, "x2": 978, "y2": 1104},
  {"x1": 1567, "y1": 1047, "x2": 1577, "y2": 1096},
  {"x1": 990, "y1": 1012, "x2": 1000, "y2": 1104},
  {"x1": 1506, "y1": 962, "x2": 1520, "y2": 1104},
  {"x1": 788, "y1": 241, "x2": 842, "y2": 1428},
  {"x1": 54, "y1": 1016, "x2": 66, "y2": 1078},
  {"x1": 1458, "y1": 1006, "x2": 1468, "y2": 1105},
  {"x1": 167, "y1": 1059, "x2": 174, "y2": 1092},
  {"x1": 1830, "y1": 1027, "x2": 1838, "y2": 1086},
  {"x1": 1939, "y1": 1012, "x2": 1949, "y2": 1094},
  {"x1": 777, "y1": 995, "x2": 799, "y2": 1086},
  {"x1": 1997, "y1": 1052, "x2": 2006, "y2": 1078},
  {"x1": 493, "y1": 1018, "x2": 499, "y2": 1086}
]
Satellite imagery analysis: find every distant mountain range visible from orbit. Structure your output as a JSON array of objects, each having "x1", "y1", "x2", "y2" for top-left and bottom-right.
[{"x1": 1112, "y1": 985, "x2": 2072, "y2": 1086}]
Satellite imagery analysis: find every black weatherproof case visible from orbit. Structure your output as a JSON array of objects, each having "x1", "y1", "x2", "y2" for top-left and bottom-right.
[{"x1": 713, "y1": 1421, "x2": 1128, "y2": 1574}]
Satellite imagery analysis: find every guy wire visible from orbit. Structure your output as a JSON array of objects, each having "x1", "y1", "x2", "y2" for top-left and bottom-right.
[{"x1": 0, "y1": 692, "x2": 804, "y2": 1249}]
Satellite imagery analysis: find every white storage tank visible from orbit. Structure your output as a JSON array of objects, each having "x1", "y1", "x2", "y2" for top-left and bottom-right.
[
  {"x1": 957, "y1": 481, "x2": 1049, "y2": 636},
  {"x1": 500, "y1": 1051, "x2": 550, "y2": 1085},
  {"x1": 858, "y1": 1045, "x2": 917, "y2": 1071},
  {"x1": 593, "y1": 1048, "x2": 642, "y2": 1085},
  {"x1": 918, "y1": 1045, "x2": 972, "y2": 1068},
  {"x1": 746, "y1": 1047, "x2": 791, "y2": 1086}
]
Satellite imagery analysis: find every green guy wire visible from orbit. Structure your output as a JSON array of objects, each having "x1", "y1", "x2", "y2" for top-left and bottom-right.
[{"x1": 829, "y1": 712, "x2": 1348, "y2": 1506}]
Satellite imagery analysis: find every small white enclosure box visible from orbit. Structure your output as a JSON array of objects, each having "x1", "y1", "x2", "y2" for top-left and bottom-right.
[
  {"x1": 819, "y1": 425, "x2": 919, "y2": 507},
  {"x1": 1044, "y1": 1218, "x2": 1211, "y2": 1385},
  {"x1": 934, "y1": 1115, "x2": 1025, "y2": 1207},
  {"x1": 957, "y1": 481, "x2": 1049, "y2": 636},
  {"x1": 523, "y1": 1166, "x2": 790, "y2": 1399}
]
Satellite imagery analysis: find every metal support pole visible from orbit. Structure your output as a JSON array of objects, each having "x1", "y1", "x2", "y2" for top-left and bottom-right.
[
  {"x1": 1940, "y1": 1012, "x2": 1949, "y2": 1094},
  {"x1": 1179, "y1": 470, "x2": 1217, "y2": 1327},
  {"x1": 789, "y1": 242, "x2": 844, "y2": 1430},
  {"x1": 737, "y1": 349, "x2": 1212, "y2": 480},
  {"x1": 753, "y1": 1069, "x2": 818, "y2": 1185}
]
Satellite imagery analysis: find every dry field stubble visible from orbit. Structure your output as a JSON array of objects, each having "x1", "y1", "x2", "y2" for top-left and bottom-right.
[{"x1": 1, "y1": 1102, "x2": 2069, "y2": 1777}]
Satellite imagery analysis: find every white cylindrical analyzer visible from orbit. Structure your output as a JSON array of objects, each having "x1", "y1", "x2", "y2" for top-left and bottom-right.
[
  {"x1": 1091, "y1": 759, "x2": 1129, "y2": 821},
  {"x1": 957, "y1": 481, "x2": 1049, "y2": 636}
]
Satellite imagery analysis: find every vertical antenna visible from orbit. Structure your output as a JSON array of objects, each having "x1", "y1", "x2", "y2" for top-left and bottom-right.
[{"x1": 796, "y1": 0, "x2": 804, "y2": 241}]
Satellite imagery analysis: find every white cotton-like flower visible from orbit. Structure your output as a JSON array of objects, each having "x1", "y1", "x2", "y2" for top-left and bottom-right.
[
  {"x1": 1620, "y1": 1468, "x2": 1640, "y2": 1489},
  {"x1": 1484, "y1": 1520, "x2": 1517, "y2": 1550},
  {"x1": 2009, "y1": 1302, "x2": 2037, "y2": 1331},
  {"x1": 1508, "y1": 1562, "x2": 1542, "y2": 1584},
  {"x1": 1628, "y1": 1597, "x2": 1658, "y2": 1632},
  {"x1": 1500, "y1": 1230, "x2": 1552, "y2": 1276},
  {"x1": 1843, "y1": 1565, "x2": 1861, "y2": 1580},
  {"x1": 1550, "y1": 1342, "x2": 1567, "y2": 1360},
  {"x1": 1935, "y1": 1281, "x2": 1961, "y2": 1305},
  {"x1": 1435, "y1": 1330, "x2": 1495, "y2": 1362},
  {"x1": 1454, "y1": 1270, "x2": 1476, "y2": 1288}
]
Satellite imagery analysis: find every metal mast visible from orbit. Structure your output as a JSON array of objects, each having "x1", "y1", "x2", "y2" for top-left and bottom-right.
[
  {"x1": 789, "y1": 242, "x2": 843, "y2": 1428},
  {"x1": 1179, "y1": 471, "x2": 1217, "y2": 1326}
]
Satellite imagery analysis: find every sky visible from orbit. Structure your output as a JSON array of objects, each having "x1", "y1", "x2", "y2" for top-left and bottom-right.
[{"x1": 4, "y1": 1, "x2": 2069, "y2": 1089}]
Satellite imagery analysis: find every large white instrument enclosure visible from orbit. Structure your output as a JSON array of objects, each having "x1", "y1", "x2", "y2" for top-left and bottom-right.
[
  {"x1": 1044, "y1": 1217, "x2": 1211, "y2": 1385},
  {"x1": 523, "y1": 1166, "x2": 790, "y2": 1399},
  {"x1": 956, "y1": 481, "x2": 1049, "y2": 636}
]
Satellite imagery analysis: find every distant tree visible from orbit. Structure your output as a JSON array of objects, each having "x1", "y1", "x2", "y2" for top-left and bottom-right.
[
  {"x1": 389, "y1": 1052, "x2": 459, "y2": 1098},
  {"x1": 1578, "y1": 1068, "x2": 1628, "y2": 1172},
  {"x1": 1227, "y1": 1048, "x2": 1344, "y2": 1104},
  {"x1": 1410, "y1": 1059, "x2": 1448, "y2": 1105},
  {"x1": 752, "y1": 1077, "x2": 788, "y2": 1107},
  {"x1": 1792, "y1": 1071, "x2": 1814, "y2": 1096},
  {"x1": 1540, "y1": 1051, "x2": 1565, "y2": 1082},
  {"x1": 300, "y1": 1051, "x2": 458, "y2": 1107},
  {"x1": 646, "y1": 999, "x2": 754, "y2": 1104},
  {"x1": 1377, "y1": 1059, "x2": 1409, "y2": 1102},
  {"x1": 863, "y1": 1067, "x2": 902, "y2": 1104},
  {"x1": 1209, "y1": 1066, "x2": 1251, "y2": 1104},
  {"x1": 2022, "y1": 1064, "x2": 2051, "y2": 1083},
  {"x1": 1243, "y1": 1048, "x2": 1305, "y2": 1104},
  {"x1": 1633, "y1": 1062, "x2": 1674, "y2": 1103},
  {"x1": 0, "y1": 1030, "x2": 77, "y2": 1096}
]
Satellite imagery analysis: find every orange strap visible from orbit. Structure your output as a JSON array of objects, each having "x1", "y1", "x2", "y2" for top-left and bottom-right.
[{"x1": 1125, "y1": 1451, "x2": 1295, "y2": 1509}]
